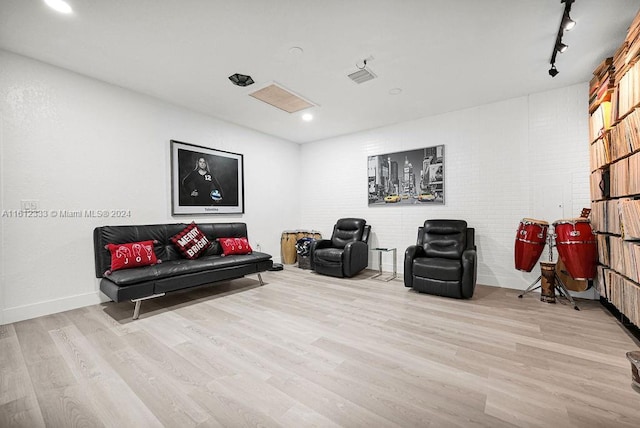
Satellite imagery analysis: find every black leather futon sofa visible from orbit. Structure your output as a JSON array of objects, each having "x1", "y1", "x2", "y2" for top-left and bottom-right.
[{"x1": 94, "y1": 222, "x2": 272, "y2": 319}]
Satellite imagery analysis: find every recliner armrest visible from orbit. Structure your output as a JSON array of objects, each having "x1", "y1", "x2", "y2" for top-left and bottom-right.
[
  {"x1": 461, "y1": 248, "x2": 477, "y2": 299},
  {"x1": 310, "y1": 239, "x2": 333, "y2": 269},
  {"x1": 404, "y1": 245, "x2": 426, "y2": 287},
  {"x1": 342, "y1": 240, "x2": 368, "y2": 275},
  {"x1": 404, "y1": 245, "x2": 426, "y2": 261},
  {"x1": 361, "y1": 225, "x2": 371, "y2": 244},
  {"x1": 466, "y1": 227, "x2": 476, "y2": 251},
  {"x1": 461, "y1": 248, "x2": 476, "y2": 269}
]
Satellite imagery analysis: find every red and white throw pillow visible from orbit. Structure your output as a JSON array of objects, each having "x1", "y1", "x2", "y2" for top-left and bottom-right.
[
  {"x1": 170, "y1": 222, "x2": 212, "y2": 259},
  {"x1": 105, "y1": 240, "x2": 160, "y2": 275},
  {"x1": 218, "y1": 237, "x2": 253, "y2": 256}
]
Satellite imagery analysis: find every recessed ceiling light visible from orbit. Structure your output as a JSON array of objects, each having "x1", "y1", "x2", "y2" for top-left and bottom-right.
[
  {"x1": 44, "y1": 0, "x2": 73, "y2": 14},
  {"x1": 289, "y1": 46, "x2": 304, "y2": 55},
  {"x1": 389, "y1": 88, "x2": 402, "y2": 95},
  {"x1": 302, "y1": 113, "x2": 313, "y2": 122}
]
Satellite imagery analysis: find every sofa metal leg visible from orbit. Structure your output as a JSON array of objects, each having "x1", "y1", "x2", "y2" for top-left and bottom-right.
[
  {"x1": 130, "y1": 293, "x2": 166, "y2": 320},
  {"x1": 132, "y1": 300, "x2": 142, "y2": 320},
  {"x1": 258, "y1": 273, "x2": 264, "y2": 286}
]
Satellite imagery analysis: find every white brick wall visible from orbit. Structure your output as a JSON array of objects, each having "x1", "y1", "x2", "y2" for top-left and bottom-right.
[{"x1": 300, "y1": 83, "x2": 593, "y2": 294}]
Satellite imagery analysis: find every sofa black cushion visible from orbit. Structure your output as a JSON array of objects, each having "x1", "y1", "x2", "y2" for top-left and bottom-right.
[
  {"x1": 412, "y1": 257, "x2": 462, "y2": 281},
  {"x1": 314, "y1": 247, "x2": 344, "y2": 264},
  {"x1": 104, "y1": 252, "x2": 272, "y2": 286},
  {"x1": 155, "y1": 262, "x2": 271, "y2": 294}
]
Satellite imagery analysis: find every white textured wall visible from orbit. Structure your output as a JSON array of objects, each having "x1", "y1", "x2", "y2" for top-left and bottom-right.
[
  {"x1": 300, "y1": 84, "x2": 592, "y2": 293},
  {"x1": 0, "y1": 50, "x2": 300, "y2": 324}
]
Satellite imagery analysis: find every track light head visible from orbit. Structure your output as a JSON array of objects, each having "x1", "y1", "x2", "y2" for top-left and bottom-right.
[
  {"x1": 549, "y1": 64, "x2": 559, "y2": 77},
  {"x1": 556, "y1": 42, "x2": 568, "y2": 53},
  {"x1": 563, "y1": 15, "x2": 576, "y2": 31}
]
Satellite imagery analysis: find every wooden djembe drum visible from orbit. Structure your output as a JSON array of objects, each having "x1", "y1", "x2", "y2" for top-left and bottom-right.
[{"x1": 539, "y1": 261, "x2": 556, "y2": 303}]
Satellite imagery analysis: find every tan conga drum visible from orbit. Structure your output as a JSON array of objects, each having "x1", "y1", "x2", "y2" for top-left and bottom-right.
[
  {"x1": 296, "y1": 229, "x2": 322, "y2": 240},
  {"x1": 540, "y1": 261, "x2": 556, "y2": 303},
  {"x1": 281, "y1": 231, "x2": 298, "y2": 264}
]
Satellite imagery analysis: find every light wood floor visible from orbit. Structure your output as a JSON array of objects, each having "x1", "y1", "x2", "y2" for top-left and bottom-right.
[{"x1": 2, "y1": 266, "x2": 640, "y2": 427}]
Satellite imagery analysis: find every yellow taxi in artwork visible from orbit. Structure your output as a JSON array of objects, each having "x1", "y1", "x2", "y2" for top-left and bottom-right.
[
  {"x1": 418, "y1": 192, "x2": 436, "y2": 202},
  {"x1": 384, "y1": 193, "x2": 401, "y2": 203}
]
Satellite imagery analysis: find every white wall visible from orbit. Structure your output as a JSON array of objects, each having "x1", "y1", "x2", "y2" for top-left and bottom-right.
[
  {"x1": 299, "y1": 83, "x2": 593, "y2": 294},
  {"x1": 0, "y1": 50, "x2": 301, "y2": 324},
  {"x1": 0, "y1": 48, "x2": 594, "y2": 325}
]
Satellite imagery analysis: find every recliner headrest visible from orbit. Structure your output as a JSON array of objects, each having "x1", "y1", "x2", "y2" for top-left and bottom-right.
[
  {"x1": 423, "y1": 219, "x2": 467, "y2": 235},
  {"x1": 331, "y1": 218, "x2": 367, "y2": 248},
  {"x1": 336, "y1": 218, "x2": 366, "y2": 231},
  {"x1": 422, "y1": 219, "x2": 468, "y2": 259}
]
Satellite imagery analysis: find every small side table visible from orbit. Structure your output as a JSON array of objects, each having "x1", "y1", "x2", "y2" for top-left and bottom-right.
[{"x1": 371, "y1": 247, "x2": 397, "y2": 282}]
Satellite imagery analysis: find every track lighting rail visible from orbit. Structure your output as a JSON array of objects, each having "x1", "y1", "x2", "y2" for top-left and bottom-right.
[{"x1": 549, "y1": 0, "x2": 576, "y2": 77}]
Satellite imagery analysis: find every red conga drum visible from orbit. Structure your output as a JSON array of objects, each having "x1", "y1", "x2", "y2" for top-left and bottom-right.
[
  {"x1": 514, "y1": 218, "x2": 549, "y2": 272},
  {"x1": 553, "y1": 218, "x2": 597, "y2": 280}
]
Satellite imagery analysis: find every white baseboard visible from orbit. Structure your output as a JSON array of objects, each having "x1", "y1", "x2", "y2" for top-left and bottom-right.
[{"x1": 1, "y1": 291, "x2": 108, "y2": 325}]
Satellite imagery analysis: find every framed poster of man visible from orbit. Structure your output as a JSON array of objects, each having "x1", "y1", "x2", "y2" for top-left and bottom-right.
[{"x1": 171, "y1": 140, "x2": 244, "y2": 215}]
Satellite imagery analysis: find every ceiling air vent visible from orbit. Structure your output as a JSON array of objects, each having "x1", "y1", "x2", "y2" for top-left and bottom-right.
[{"x1": 348, "y1": 67, "x2": 377, "y2": 84}]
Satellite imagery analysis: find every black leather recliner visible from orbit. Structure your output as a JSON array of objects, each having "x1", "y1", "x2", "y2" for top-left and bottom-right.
[
  {"x1": 404, "y1": 219, "x2": 477, "y2": 298},
  {"x1": 310, "y1": 218, "x2": 371, "y2": 278}
]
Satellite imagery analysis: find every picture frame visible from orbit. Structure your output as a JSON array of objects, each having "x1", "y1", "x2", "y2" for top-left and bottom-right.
[
  {"x1": 171, "y1": 140, "x2": 244, "y2": 215},
  {"x1": 368, "y1": 145, "x2": 444, "y2": 206}
]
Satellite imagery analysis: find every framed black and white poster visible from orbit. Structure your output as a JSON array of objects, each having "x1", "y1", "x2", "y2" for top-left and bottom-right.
[
  {"x1": 171, "y1": 140, "x2": 244, "y2": 215},
  {"x1": 368, "y1": 145, "x2": 444, "y2": 205}
]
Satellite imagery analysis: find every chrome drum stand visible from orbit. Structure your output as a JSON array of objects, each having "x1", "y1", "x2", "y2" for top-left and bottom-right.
[{"x1": 517, "y1": 232, "x2": 580, "y2": 311}]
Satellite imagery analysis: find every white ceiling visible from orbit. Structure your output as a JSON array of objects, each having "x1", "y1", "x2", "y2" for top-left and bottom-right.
[{"x1": 1, "y1": 0, "x2": 639, "y2": 143}]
